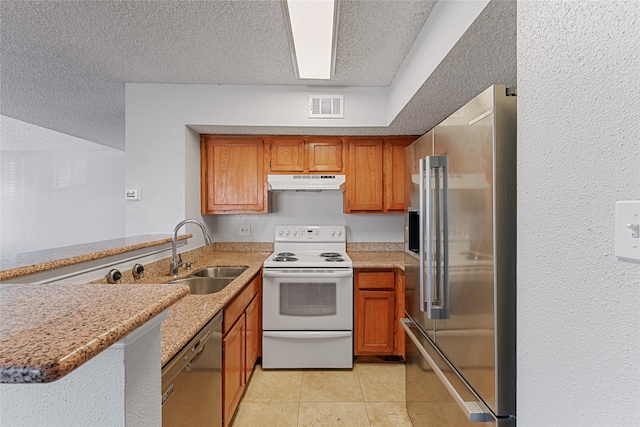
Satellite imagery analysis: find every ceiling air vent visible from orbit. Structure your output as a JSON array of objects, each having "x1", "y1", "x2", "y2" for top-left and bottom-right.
[{"x1": 309, "y1": 95, "x2": 344, "y2": 119}]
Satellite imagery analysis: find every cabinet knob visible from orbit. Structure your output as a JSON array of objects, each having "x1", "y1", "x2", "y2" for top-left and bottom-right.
[
  {"x1": 132, "y1": 263, "x2": 145, "y2": 279},
  {"x1": 107, "y1": 269, "x2": 122, "y2": 284}
]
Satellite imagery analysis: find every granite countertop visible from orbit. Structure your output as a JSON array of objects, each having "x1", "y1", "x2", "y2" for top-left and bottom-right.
[
  {"x1": 0, "y1": 234, "x2": 191, "y2": 281},
  {"x1": 156, "y1": 244, "x2": 404, "y2": 365},
  {"x1": 152, "y1": 247, "x2": 272, "y2": 366},
  {"x1": 349, "y1": 251, "x2": 405, "y2": 270},
  {"x1": 0, "y1": 283, "x2": 189, "y2": 384},
  {"x1": 0, "y1": 240, "x2": 406, "y2": 382}
]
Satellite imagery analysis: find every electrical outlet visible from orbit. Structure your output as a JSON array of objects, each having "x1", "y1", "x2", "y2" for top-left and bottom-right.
[{"x1": 239, "y1": 224, "x2": 251, "y2": 236}]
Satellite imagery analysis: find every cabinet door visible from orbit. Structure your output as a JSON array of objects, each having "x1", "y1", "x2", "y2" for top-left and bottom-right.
[
  {"x1": 394, "y1": 271, "x2": 406, "y2": 358},
  {"x1": 355, "y1": 290, "x2": 396, "y2": 355},
  {"x1": 268, "y1": 137, "x2": 305, "y2": 172},
  {"x1": 307, "y1": 137, "x2": 344, "y2": 172},
  {"x1": 223, "y1": 315, "x2": 245, "y2": 426},
  {"x1": 244, "y1": 294, "x2": 260, "y2": 380},
  {"x1": 356, "y1": 271, "x2": 395, "y2": 290},
  {"x1": 384, "y1": 137, "x2": 415, "y2": 212},
  {"x1": 201, "y1": 137, "x2": 267, "y2": 214},
  {"x1": 345, "y1": 138, "x2": 384, "y2": 212}
]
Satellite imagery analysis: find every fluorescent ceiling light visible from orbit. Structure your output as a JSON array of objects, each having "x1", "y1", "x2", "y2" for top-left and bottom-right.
[{"x1": 284, "y1": 0, "x2": 338, "y2": 80}]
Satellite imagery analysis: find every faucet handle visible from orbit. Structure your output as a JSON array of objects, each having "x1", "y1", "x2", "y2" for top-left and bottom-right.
[{"x1": 177, "y1": 254, "x2": 183, "y2": 267}]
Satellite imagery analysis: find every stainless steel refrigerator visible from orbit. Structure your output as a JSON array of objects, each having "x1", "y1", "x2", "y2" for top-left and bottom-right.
[{"x1": 403, "y1": 84, "x2": 516, "y2": 427}]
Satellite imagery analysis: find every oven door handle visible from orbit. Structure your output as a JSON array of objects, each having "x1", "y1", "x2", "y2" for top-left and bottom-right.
[
  {"x1": 262, "y1": 270, "x2": 353, "y2": 278},
  {"x1": 263, "y1": 331, "x2": 352, "y2": 339}
]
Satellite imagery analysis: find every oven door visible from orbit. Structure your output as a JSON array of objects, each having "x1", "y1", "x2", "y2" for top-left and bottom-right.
[{"x1": 262, "y1": 268, "x2": 353, "y2": 331}]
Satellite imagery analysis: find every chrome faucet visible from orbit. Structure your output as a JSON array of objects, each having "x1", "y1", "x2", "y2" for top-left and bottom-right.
[{"x1": 170, "y1": 219, "x2": 212, "y2": 277}]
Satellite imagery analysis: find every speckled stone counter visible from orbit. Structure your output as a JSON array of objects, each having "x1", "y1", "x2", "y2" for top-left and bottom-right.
[
  {"x1": 121, "y1": 242, "x2": 402, "y2": 365},
  {"x1": 153, "y1": 248, "x2": 271, "y2": 366},
  {"x1": 0, "y1": 239, "x2": 404, "y2": 382},
  {"x1": 0, "y1": 283, "x2": 189, "y2": 383},
  {"x1": 349, "y1": 251, "x2": 405, "y2": 270},
  {"x1": 0, "y1": 234, "x2": 191, "y2": 281},
  {"x1": 347, "y1": 242, "x2": 405, "y2": 270}
]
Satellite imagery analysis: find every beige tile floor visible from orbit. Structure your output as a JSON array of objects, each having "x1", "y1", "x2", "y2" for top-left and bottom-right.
[{"x1": 230, "y1": 362, "x2": 412, "y2": 427}]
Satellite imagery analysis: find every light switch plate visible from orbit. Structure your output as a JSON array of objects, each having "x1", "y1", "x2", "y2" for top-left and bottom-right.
[
  {"x1": 125, "y1": 188, "x2": 140, "y2": 201},
  {"x1": 615, "y1": 201, "x2": 640, "y2": 262}
]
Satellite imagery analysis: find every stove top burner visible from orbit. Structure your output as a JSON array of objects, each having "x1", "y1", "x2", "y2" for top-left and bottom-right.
[
  {"x1": 320, "y1": 252, "x2": 342, "y2": 258},
  {"x1": 277, "y1": 252, "x2": 296, "y2": 257},
  {"x1": 273, "y1": 256, "x2": 298, "y2": 262},
  {"x1": 324, "y1": 257, "x2": 345, "y2": 262}
]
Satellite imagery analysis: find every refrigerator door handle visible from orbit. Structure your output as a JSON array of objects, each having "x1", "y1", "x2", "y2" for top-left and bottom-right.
[
  {"x1": 418, "y1": 157, "x2": 427, "y2": 313},
  {"x1": 422, "y1": 156, "x2": 450, "y2": 319},
  {"x1": 401, "y1": 318, "x2": 494, "y2": 423}
]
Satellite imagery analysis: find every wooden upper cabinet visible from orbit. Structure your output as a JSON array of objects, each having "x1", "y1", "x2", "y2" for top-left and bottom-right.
[
  {"x1": 201, "y1": 136, "x2": 267, "y2": 214},
  {"x1": 267, "y1": 136, "x2": 343, "y2": 173},
  {"x1": 345, "y1": 138, "x2": 384, "y2": 212},
  {"x1": 268, "y1": 137, "x2": 305, "y2": 172},
  {"x1": 345, "y1": 136, "x2": 418, "y2": 213},
  {"x1": 384, "y1": 137, "x2": 417, "y2": 212},
  {"x1": 307, "y1": 138, "x2": 343, "y2": 172}
]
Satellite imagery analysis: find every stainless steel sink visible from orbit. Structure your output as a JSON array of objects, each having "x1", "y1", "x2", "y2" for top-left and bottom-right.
[
  {"x1": 191, "y1": 266, "x2": 247, "y2": 278},
  {"x1": 170, "y1": 277, "x2": 234, "y2": 294}
]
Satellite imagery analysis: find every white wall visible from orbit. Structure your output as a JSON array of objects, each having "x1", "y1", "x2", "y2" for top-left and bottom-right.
[
  {"x1": 517, "y1": 2, "x2": 640, "y2": 426},
  {"x1": 0, "y1": 116, "x2": 125, "y2": 255},
  {"x1": 125, "y1": 84, "x2": 403, "y2": 243}
]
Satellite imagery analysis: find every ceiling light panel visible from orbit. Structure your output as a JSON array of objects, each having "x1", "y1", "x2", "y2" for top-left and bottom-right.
[{"x1": 284, "y1": 0, "x2": 338, "y2": 79}]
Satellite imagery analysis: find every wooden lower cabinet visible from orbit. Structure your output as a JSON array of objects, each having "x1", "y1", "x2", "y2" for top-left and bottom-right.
[
  {"x1": 244, "y1": 294, "x2": 260, "y2": 379},
  {"x1": 355, "y1": 290, "x2": 395, "y2": 354},
  {"x1": 354, "y1": 269, "x2": 405, "y2": 357},
  {"x1": 222, "y1": 273, "x2": 261, "y2": 426},
  {"x1": 223, "y1": 315, "x2": 245, "y2": 424}
]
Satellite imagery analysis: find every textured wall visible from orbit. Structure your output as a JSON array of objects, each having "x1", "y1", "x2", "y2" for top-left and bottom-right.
[
  {"x1": 517, "y1": 2, "x2": 640, "y2": 426},
  {"x1": 0, "y1": 320, "x2": 163, "y2": 426},
  {"x1": 125, "y1": 83, "x2": 395, "y2": 242},
  {"x1": 0, "y1": 343, "x2": 126, "y2": 426}
]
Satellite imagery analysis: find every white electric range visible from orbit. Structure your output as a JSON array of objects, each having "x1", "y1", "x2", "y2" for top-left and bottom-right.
[{"x1": 262, "y1": 225, "x2": 353, "y2": 369}]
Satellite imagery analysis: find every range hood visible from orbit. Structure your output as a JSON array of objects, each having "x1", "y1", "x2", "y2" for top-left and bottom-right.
[{"x1": 267, "y1": 174, "x2": 345, "y2": 191}]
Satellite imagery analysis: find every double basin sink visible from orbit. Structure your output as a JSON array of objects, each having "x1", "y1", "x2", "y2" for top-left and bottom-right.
[{"x1": 170, "y1": 266, "x2": 247, "y2": 294}]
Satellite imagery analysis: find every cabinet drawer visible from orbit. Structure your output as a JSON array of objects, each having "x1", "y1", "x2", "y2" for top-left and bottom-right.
[
  {"x1": 356, "y1": 271, "x2": 395, "y2": 290},
  {"x1": 223, "y1": 273, "x2": 260, "y2": 334}
]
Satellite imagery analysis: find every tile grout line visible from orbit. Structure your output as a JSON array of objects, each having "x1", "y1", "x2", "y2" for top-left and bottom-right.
[
  {"x1": 297, "y1": 369, "x2": 303, "y2": 427},
  {"x1": 355, "y1": 364, "x2": 373, "y2": 426}
]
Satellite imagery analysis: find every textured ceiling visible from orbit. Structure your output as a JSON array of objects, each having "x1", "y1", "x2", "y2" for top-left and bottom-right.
[{"x1": 0, "y1": 0, "x2": 515, "y2": 150}]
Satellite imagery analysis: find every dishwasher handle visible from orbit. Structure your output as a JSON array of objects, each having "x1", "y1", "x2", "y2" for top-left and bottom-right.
[
  {"x1": 185, "y1": 343, "x2": 206, "y2": 372},
  {"x1": 184, "y1": 330, "x2": 211, "y2": 371}
]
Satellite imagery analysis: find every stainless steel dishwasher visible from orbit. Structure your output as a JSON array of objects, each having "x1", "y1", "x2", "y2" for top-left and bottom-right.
[{"x1": 162, "y1": 311, "x2": 222, "y2": 426}]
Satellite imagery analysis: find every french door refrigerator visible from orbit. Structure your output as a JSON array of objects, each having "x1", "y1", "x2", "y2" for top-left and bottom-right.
[{"x1": 403, "y1": 84, "x2": 516, "y2": 427}]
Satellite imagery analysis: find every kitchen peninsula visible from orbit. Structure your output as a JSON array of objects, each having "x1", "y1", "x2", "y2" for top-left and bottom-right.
[
  {"x1": 0, "y1": 236, "x2": 404, "y2": 427},
  {"x1": 0, "y1": 282, "x2": 188, "y2": 426}
]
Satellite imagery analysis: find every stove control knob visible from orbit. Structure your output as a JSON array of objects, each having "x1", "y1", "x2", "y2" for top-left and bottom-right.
[
  {"x1": 286, "y1": 230, "x2": 291, "y2": 236},
  {"x1": 330, "y1": 230, "x2": 335, "y2": 236},
  {"x1": 278, "y1": 229, "x2": 284, "y2": 236},
  {"x1": 337, "y1": 229, "x2": 342, "y2": 236},
  {"x1": 293, "y1": 230, "x2": 298, "y2": 236}
]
